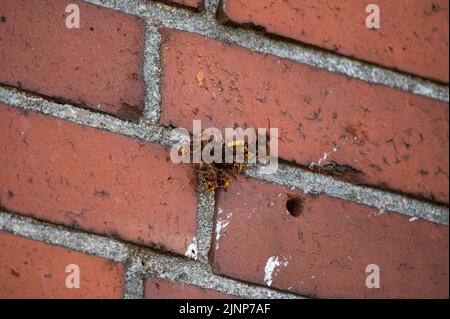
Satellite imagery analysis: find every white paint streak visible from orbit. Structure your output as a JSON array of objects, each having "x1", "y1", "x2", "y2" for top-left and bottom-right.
[
  {"x1": 264, "y1": 256, "x2": 289, "y2": 287},
  {"x1": 310, "y1": 141, "x2": 346, "y2": 168},
  {"x1": 318, "y1": 152, "x2": 329, "y2": 166},
  {"x1": 368, "y1": 209, "x2": 385, "y2": 219},
  {"x1": 185, "y1": 237, "x2": 197, "y2": 260},
  {"x1": 215, "y1": 207, "x2": 232, "y2": 250}
]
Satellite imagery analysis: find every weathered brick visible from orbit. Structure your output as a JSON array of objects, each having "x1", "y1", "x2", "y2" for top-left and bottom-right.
[
  {"x1": 0, "y1": 0, "x2": 145, "y2": 121},
  {"x1": 0, "y1": 232, "x2": 124, "y2": 298},
  {"x1": 0, "y1": 103, "x2": 197, "y2": 256},
  {"x1": 220, "y1": 0, "x2": 449, "y2": 83},
  {"x1": 162, "y1": 0, "x2": 203, "y2": 9},
  {"x1": 160, "y1": 28, "x2": 449, "y2": 204},
  {"x1": 210, "y1": 176, "x2": 449, "y2": 298},
  {"x1": 145, "y1": 278, "x2": 237, "y2": 299}
]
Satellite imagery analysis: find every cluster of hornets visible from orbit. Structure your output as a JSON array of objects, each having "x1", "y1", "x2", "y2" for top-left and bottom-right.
[{"x1": 177, "y1": 125, "x2": 274, "y2": 193}]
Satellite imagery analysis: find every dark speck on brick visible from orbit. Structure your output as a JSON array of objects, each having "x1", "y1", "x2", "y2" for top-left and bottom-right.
[{"x1": 10, "y1": 268, "x2": 20, "y2": 278}]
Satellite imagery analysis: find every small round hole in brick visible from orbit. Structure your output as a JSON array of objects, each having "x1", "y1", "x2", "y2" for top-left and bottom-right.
[{"x1": 286, "y1": 197, "x2": 304, "y2": 217}]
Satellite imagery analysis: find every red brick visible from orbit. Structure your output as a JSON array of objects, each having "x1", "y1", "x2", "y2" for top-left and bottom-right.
[
  {"x1": 145, "y1": 278, "x2": 237, "y2": 299},
  {"x1": 0, "y1": 103, "x2": 197, "y2": 256},
  {"x1": 160, "y1": 29, "x2": 449, "y2": 204},
  {"x1": 220, "y1": 0, "x2": 449, "y2": 83},
  {"x1": 162, "y1": 0, "x2": 203, "y2": 9},
  {"x1": 0, "y1": 0, "x2": 145, "y2": 121},
  {"x1": 210, "y1": 176, "x2": 449, "y2": 298},
  {"x1": 0, "y1": 232, "x2": 124, "y2": 298}
]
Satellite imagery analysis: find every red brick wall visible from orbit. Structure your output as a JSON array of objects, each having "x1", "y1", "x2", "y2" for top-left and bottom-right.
[
  {"x1": 0, "y1": 0, "x2": 145, "y2": 121},
  {"x1": 145, "y1": 278, "x2": 237, "y2": 299},
  {"x1": 211, "y1": 177, "x2": 448, "y2": 298},
  {"x1": 0, "y1": 0, "x2": 448, "y2": 299},
  {"x1": 160, "y1": 28, "x2": 449, "y2": 204},
  {"x1": 220, "y1": 0, "x2": 449, "y2": 83},
  {"x1": 163, "y1": 0, "x2": 203, "y2": 10},
  {"x1": 0, "y1": 232, "x2": 124, "y2": 299}
]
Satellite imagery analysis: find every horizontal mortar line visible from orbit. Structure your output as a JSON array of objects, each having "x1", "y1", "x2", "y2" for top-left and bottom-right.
[
  {"x1": 85, "y1": 0, "x2": 449, "y2": 102},
  {"x1": 0, "y1": 86, "x2": 169, "y2": 147},
  {"x1": 140, "y1": 250, "x2": 303, "y2": 299},
  {"x1": 246, "y1": 166, "x2": 449, "y2": 226},
  {"x1": 203, "y1": 0, "x2": 221, "y2": 17},
  {"x1": 0, "y1": 211, "x2": 130, "y2": 263},
  {"x1": 0, "y1": 85, "x2": 447, "y2": 224},
  {"x1": 0, "y1": 210, "x2": 139, "y2": 299},
  {"x1": 0, "y1": 211, "x2": 301, "y2": 299}
]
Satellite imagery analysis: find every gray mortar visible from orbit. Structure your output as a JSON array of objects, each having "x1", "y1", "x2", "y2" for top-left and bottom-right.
[
  {"x1": 247, "y1": 164, "x2": 449, "y2": 225},
  {"x1": 124, "y1": 251, "x2": 146, "y2": 299},
  {"x1": 143, "y1": 22, "x2": 162, "y2": 123},
  {"x1": 141, "y1": 250, "x2": 302, "y2": 299},
  {"x1": 0, "y1": 212, "x2": 130, "y2": 262},
  {"x1": 0, "y1": 86, "x2": 166, "y2": 145},
  {"x1": 85, "y1": 0, "x2": 449, "y2": 102}
]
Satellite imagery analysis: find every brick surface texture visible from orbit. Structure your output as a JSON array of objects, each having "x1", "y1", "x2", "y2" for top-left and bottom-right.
[
  {"x1": 160, "y1": 28, "x2": 449, "y2": 204},
  {"x1": 221, "y1": 0, "x2": 449, "y2": 83},
  {"x1": 0, "y1": 103, "x2": 197, "y2": 256},
  {"x1": 0, "y1": 0, "x2": 448, "y2": 300},
  {"x1": 0, "y1": 0, "x2": 145, "y2": 121},
  {"x1": 210, "y1": 176, "x2": 449, "y2": 299},
  {"x1": 0, "y1": 232, "x2": 124, "y2": 298}
]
